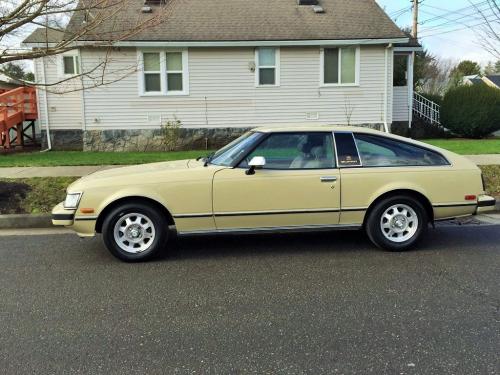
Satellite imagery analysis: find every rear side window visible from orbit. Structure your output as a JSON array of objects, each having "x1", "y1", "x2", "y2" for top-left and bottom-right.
[
  {"x1": 334, "y1": 132, "x2": 361, "y2": 167},
  {"x1": 354, "y1": 133, "x2": 449, "y2": 167}
]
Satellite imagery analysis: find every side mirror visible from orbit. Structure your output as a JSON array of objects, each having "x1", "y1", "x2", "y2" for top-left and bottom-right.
[{"x1": 246, "y1": 156, "x2": 266, "y2": 175}]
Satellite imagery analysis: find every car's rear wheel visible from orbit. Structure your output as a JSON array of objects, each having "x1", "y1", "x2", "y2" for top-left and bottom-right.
[
  {"x1": 365, "y1": 195, "x2": 428, "y2": 251},
  {"x1": 102, "y1": 202, "x2": 169, "y2": 262}
]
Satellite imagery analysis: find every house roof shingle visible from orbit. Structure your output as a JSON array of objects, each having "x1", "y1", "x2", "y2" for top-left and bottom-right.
[
  {"x1": 23, "y1": 28, "x2": 64, "y2": 44},
  {"x1": 26, "y1": 0, "x2": 406, "y2": 44}
]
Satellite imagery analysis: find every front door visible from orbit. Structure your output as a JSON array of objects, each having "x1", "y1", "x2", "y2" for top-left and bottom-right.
[{"x1": 212, "y1": 132, "x2": 341, "y2": 230}]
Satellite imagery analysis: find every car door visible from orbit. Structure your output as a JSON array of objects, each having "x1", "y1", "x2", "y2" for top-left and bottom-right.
[{"x1": 212, "y1": 132, "x2": 341, "y2": 230}]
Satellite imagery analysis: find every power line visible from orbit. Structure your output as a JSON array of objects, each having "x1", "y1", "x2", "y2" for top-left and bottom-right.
[
  {"x1": 419, "y1": 7, "x2": 494, "y2": 32},
  {"x1": 419, "y1": 18, "x2": 496, "y2": 38},
  {"x1": 419, "y1": 1, "x2": 491, "y2": 29}
]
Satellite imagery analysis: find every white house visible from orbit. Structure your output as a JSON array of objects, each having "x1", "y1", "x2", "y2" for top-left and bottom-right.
[{"x1": 24, "y1": 0, "x2": 420, "y2": 151}]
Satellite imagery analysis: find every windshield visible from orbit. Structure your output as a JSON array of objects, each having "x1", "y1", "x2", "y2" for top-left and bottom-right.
[{"x1": 210, "y1": 132, "x2": 263, "y2": 167}]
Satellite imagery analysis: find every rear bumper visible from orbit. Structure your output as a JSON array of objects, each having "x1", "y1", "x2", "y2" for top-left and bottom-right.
[{"x1": 476, "y1": 195, "x2": 497, "y2": 214}]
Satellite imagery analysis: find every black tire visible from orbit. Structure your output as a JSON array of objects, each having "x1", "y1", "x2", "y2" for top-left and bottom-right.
[
  {"x1": 102, "y1": 201, "x2": 169, "y2": 262},
  {"x1": 365, "y1": 195, "x2": 428, "y2": 251}
]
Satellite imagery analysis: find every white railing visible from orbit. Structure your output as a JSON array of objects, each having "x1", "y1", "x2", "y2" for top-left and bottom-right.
[{"x1": 413, "y1": 92, "x2": 440, "y2": 125}]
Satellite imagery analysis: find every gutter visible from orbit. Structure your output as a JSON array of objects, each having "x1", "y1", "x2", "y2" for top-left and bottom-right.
[
  {"x1": 23, "y1": 37, "x2": 410, "y2": 48},
  {"x1": 383, "y1": 43, "x2": 392, "y2": 133}
]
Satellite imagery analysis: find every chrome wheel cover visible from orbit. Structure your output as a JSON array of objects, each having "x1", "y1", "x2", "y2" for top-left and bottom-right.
[
  {"x1": 113, "y1": 213, "x2": 156, "y2": 253},
  {"x1": 380, "y1": 204, "x2": 419, "y2": 243}
]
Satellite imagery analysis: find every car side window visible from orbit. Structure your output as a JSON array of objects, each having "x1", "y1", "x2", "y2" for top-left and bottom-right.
[
  {"x1": 240, "y1": 132, "x2": 336, "y2": 170},
  {"x1": 354, "y1": 133, "x2": 449, "y2": 167},
  {"x1": 334, "y1": 132, "x2": 362, "y2": 167}
]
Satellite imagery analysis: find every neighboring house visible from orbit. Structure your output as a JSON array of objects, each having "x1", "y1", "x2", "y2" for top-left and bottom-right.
[
  {"x1": 23, "y1": 0, "x2": 420, "y2": 151},
  {"x1": 464, "y1": 74, "x2": 500, "y2": 89},
  {"x1": 482, "y1": 75, "x2": 500, "y2": 89},
  {"x1": 463, "y1": 74, "x2": 484, "y2": 86},
  {"x1": 0, "y1": 74, "x2": 24, "y2": 93}
]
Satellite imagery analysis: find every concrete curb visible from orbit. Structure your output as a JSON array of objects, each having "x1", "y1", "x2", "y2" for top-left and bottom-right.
[{"x1": 0, "y1": 214, "x2": 52, "y2": 229}]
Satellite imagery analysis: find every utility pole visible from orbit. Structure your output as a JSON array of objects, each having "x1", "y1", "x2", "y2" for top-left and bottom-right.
[{"x1": 412, "y1": 0, "x2": 419, "y2": 38}]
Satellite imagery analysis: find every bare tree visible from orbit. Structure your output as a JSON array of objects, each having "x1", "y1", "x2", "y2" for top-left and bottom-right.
[
  {"x1": 343, "y1": 96, "x2": 355, "y2": 126},
  {"x1": 0, "y1": 0, "x2": 175, "y2": 88},
  {"x1": 470, "y1": 0, "x2": 500, "y2": 59}
]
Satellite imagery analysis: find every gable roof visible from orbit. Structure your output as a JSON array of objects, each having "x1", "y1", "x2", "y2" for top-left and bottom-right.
[
  {"x1": 23, "y1": 28, "x2": 64, "y2": 44},
  {"x1": 54, "y1": 0, "x2": 405, "y2": 43}
]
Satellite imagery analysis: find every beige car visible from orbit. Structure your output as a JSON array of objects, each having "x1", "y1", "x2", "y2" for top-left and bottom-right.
[{"x1": 53, "y1": 126, "x2": 496, "y2": 261}]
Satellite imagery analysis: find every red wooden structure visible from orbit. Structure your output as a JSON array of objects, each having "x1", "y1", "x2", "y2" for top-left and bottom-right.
[{"x1": 0, "y1": 87, "x2": 38, "y2": 150}]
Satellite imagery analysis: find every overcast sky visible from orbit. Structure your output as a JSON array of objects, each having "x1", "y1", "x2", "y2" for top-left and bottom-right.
[{"x1": 376, "y1": 0, "x2": 497, "y2": 65}]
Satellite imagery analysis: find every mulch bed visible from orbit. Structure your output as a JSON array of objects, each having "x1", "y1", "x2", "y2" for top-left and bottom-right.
[{"x1": 0, "y1": 181, "x2": 32, "y2": 214}]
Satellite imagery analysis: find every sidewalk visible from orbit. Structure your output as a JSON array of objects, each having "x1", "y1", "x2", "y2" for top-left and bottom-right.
[
  {"x1": 0, "y1": 165, "x2": 118, "y2": 178},
  {"x1": 0, "y1": 154, "x2": 498, "y2": 178},
  {"x1": 465, "y1": 154, "x2": 500, "y2": 165}
]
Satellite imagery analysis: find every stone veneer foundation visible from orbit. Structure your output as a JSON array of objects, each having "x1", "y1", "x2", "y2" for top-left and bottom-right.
[{"x1": 42, "y1": 124, "x2": 385, "y2": 151}]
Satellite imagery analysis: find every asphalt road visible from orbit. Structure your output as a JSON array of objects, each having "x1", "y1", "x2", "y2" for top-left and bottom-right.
[{"x1": 0, "y1": 225, "x2": 499, "y2": 374}]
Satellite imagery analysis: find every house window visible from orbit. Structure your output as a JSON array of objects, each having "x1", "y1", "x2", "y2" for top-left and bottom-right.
[
  {"x1": 166, "y1": 52, "x2": 183, "y2": 92},
  {"x1": 140, "y1": 50, "x2": 189, "y2": 95},
  {"x1": 393, "y1": 54, "x2": 408, "y2": 87},
  {"x1": 63, "y1": 55, "x2": 80, "y2": 75},
  {"x1": 322, "y1": 47, "x2": 358, "y2": 85},
  {"x1": 256, "y1": 48, "x2": 279, "y2": 86},
  {"x1": 143, "y1": 52, "x2": 162, "y2": 93}
]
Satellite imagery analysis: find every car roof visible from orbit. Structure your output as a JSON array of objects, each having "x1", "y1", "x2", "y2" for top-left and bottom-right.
[{"x1": 253, "y1": 125, "x2": 385, "y2": 134}]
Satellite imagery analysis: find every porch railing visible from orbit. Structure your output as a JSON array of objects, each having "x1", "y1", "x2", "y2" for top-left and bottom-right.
[{"x1": 413, "y1": 92, "x2": 440, "y2": 125}]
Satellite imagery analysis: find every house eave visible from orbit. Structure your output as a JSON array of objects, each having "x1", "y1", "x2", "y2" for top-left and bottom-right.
[
  {"x1": 23, "y1": 37, "x2": 409, "y2": 49},
  {"x1": 393, "y1": 46, "x2": 423, "y2": 52}
]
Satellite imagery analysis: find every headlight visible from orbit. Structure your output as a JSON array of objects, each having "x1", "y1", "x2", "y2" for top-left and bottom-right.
[{"x1": 64, "y1": 193, "x2": 82, "y2": 209}]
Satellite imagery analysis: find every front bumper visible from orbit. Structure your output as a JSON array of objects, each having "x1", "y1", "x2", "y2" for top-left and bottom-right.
[
  {"x1": 52, "y1": 202, "x2": 96, "y2": 237},
  {"x1": 476, "y1": 195, "x2": 497, "y2": 214},
  {"x1": 52, "y1": 202, "x2": 75, "y2": 226}
]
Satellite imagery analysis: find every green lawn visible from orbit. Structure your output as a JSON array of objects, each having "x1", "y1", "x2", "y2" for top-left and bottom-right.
[
  {"x1": 0, "y1": 150, "x2": 210, "y2": 167},
  {"x1": 423, "y1": 139, "x2": 500, "y2": 155},
  {"x1": 0, "y1": 138, "x2": 498, "y2": 167}
]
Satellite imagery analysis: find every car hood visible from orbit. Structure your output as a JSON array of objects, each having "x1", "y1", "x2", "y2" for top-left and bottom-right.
[{"x1": 68, "y1": 159, "x2": 208, "y2": 191}]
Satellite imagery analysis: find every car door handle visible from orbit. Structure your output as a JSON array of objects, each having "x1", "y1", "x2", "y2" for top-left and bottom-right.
[{"x1": 320, "y1": 176, "x2": 337, "y2": 182}]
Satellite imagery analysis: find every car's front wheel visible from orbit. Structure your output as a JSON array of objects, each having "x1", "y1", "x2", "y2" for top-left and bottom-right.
[
  {"x1": 102, "y1": 202, "x2": 169, "y2": 262},
  {"x1": 365, "y1": 195, "x2": 428, "y2": 251}
]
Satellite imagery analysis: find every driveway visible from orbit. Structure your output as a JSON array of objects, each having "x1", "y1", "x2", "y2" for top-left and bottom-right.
[{"x1": 0, "y1": 225, "x2": 499, "y2": 374}]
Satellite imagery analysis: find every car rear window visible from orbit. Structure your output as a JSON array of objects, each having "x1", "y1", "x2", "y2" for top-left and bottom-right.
[{"x1": 354, "y1": 133, "x2": 449, "y2": 167}]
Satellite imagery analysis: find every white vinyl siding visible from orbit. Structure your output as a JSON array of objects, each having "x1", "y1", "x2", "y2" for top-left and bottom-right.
[
  {"x1": 393, "y1": 86, "x2": 410, "y2": 121},
  {"x1": 48, "y1": 45, "x2": 395, "y2": 130},
  {"x1": 34, "y1": 54, "x2": 83, "y2": 130}
]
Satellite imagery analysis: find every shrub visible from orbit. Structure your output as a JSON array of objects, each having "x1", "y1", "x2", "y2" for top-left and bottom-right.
[
  {"x1": 160, "y1": 117, "x2": 182, "y2": 151},
  {"x1": 441, "y1": 84, "x2": 500, "y2": 138},
  {"x1": 420, "y1": 92, "x2": 443, "y2": 106}
]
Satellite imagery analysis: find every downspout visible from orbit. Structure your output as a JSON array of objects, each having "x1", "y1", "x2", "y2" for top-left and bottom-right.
[
  {"x1": 408, "y1": 52, "x2": 414, "y2": 129},
  {"x1": 40, "y1": 56, "x2": 52, "y2": 151},
  {"x1": 78, "y1": 48, "x2": 87, "y2": 135},
  {"x1": 383, "y1": 43, "x2": 392, "y2": 133}
]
